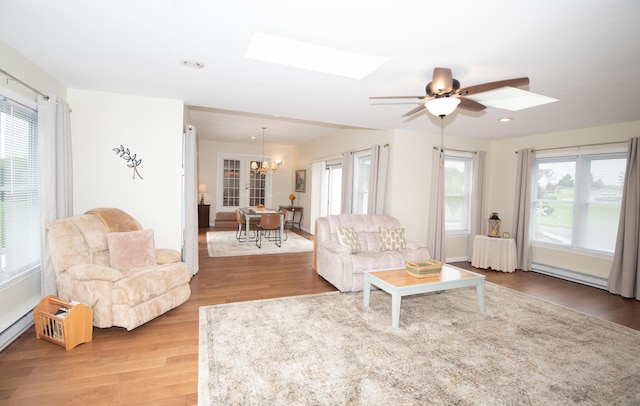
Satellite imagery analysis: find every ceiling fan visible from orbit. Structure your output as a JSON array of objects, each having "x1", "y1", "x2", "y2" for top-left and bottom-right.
[{"x1": 370, "y1": 67, "x2": 529, "y2": 117}]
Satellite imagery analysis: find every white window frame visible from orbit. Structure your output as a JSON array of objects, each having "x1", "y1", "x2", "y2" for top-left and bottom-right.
[
  {"x1": 0, "y1": 90, "x2": 40, "y2": 285},
  {"x1": 532, "y1": 151, "x2": 626, "y2": 255},
  {"x1": 322, "y1": 159, "x2": 342, "y2": 217},
  {"x1": 352, "y1": 150, "x2": 370, "y2": 214},
  {"x1": 444, "y1": 153, "x2": 472, "y2": 235}
]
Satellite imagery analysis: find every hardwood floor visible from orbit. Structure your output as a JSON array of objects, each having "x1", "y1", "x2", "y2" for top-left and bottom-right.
[{"x1": 1, "y1": 226, "x2": 639, "y2": 405}]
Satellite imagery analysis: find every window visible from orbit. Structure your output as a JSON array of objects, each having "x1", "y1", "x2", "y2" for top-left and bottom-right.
[
  {"x1": 323, "y1": 160, "x2": 342, "y2": 216},
  {"x1": 444, "y1": 155, "x2": 472, "y2": 233},
  {"x1": 0, "y1": 95, "x2": 39, "y2": 282},
  {"x1": 352, "y1": 151, "x2": 370, "y2": 214},
  {"x1": 533, "y1": 153, "x2": 626, "y2": 253}
]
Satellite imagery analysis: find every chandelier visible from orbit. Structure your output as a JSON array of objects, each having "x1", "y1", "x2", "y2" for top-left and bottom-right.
[{"x1": 251, "y1": 126, "x2": 280, "y2": 176}]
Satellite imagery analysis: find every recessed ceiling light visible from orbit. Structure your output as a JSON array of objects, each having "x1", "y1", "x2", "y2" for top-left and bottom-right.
[
  {"x1": 497, "y1": 117, "x2": 513, "y2": 122},
  {"x1": 245, "y1": 32, "x2": 389, "y2": 79},
  {"x1": 180, "y1": 59, "x2": 205, "y2": 69}
]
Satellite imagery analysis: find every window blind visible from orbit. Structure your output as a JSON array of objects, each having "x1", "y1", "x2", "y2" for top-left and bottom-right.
[{"x1": 0, "y1": 96, "x2": 39, "y2": 282}]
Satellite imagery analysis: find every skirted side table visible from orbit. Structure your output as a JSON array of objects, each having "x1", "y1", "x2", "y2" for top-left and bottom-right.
[{"x1": 471, "y1": 235, "x2": 517, "y2": 273}]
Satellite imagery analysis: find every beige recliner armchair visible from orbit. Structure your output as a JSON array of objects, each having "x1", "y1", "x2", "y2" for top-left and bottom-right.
[{"x1": 45, "y1": 208, "x2": 192, "y2": 330}]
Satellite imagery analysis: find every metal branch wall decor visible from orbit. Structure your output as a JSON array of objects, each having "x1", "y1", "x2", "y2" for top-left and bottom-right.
[{"x1": 113, "y1": 145, "x2": 143, "y2": 180}]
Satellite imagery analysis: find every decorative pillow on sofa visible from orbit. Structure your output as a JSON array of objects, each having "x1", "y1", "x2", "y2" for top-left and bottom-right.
[
  {"x1": 336, "y1": 226, "x2": 360, "y2": 254},
  {"x1": 379, "y1": 227, "x2": 407, "y2": 251},
  {"x1": 107, "y1": 229, "x2": 158, "y2": 271}
]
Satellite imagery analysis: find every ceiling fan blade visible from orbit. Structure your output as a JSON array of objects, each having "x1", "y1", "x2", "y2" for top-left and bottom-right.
[
  {"x1": 459, "y1": 77, "x2": 530, "y2": 96},
  {"x1": 402, "y1": 104, "x2": 426, "y2": 117},
  {"x1": 369, "y1": 95, "x2": 427, "y2": 100},
  {"x1": 458, "y1": 97, "x2": 486, "y2": 112},
  {"x1": 429, "y1": 67, "x2": 454, "y2": 94}
]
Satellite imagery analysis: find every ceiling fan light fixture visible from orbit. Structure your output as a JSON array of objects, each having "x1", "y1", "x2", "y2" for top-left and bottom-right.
[{"x1": 425, "y1": 97, "x2": 461, "y2": 117}]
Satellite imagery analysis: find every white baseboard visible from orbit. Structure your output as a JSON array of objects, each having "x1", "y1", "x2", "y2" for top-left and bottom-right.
[
  {"x1": 446, "y1": 256, "x2": 469, "y2": 263},
  {"x1": 532, "y1": 263, "x2": 608, "y2": 290},
  {"x1": 1, "y1": 312, "x2": 34, "y2": 352}
]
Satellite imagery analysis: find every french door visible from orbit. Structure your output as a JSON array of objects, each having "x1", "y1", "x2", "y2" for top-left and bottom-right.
[{"x1": 217, "y1": 153, "x2": 272, "y2": 212}]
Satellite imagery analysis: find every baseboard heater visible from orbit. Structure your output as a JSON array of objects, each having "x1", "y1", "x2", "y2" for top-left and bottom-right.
[
  {"x1": 1, "y1": 312, "x2": 34, "y2": 352},
  {"x1": 532, "y1": 263, "x2": 608, "y2": 290}
]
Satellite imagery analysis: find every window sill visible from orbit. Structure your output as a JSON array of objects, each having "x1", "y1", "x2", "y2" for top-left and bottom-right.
[
  {"x1": 0, "y1": 265, "x2": 41, "y2": 288},
  {"x1": 445, "y1": 231, "x2": 470, "y2": 237},
  {"x1": 531, "y1": 241, "x2": 614, "y2": 260}
]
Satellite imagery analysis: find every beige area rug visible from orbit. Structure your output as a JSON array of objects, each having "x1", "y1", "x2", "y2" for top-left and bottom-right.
[
  {"x1": 206, "y1": 231, "x2": 314, "y2": 257},
  {"x1": 199, "y1": 283, "x2": 640, "y2": 405}
]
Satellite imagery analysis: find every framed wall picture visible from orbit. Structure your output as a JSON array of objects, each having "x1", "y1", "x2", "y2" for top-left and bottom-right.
[{"x1": 295, "y1": 169, "x2": 306, "y2": 192}]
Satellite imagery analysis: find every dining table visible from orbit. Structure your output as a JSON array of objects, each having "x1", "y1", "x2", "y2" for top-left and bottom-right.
[{"x1": 238, "y1": 207, "x2": 285, "y2": 245}]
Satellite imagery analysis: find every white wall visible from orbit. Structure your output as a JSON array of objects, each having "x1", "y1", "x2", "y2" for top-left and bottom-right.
[
  {"x1": 67, "y1": 89, "x2": 185, "y2": 249},
  {"x1": 292, "y1": 119, "x2": 639, "y2": 280},
  {"x1": 0, "y1": 39, "x2": 66, "y2": 101},
  {"x1": 295, "y1": 128, "x2": 395, "y2": 232},
  {"x1": 293, "y1": 126, "x2": 492, "y2": 248},
  {"x1": 197, "y1": 139, "x2": 294, "y2": 222},
  {"x1": 388, "y1": 128, "x2": 492, "y2": 254},
  {"x1": 488, "y1": 120, "x2": 640, "y2": 279}
]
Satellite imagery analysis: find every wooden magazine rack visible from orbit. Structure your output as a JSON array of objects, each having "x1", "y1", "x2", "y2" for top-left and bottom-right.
[{"x1": 34, "y1": 295, "x2": 93, "y2": 350}]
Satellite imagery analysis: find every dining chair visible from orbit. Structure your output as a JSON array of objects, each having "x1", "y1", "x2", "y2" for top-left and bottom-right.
[
  {"x1": 235, "y1": 209, "x2": 255, "y2": 241},
  {"x1": 280, "y1": 208, "x2": 291, "y2": 241},
  {"x1": 255, "y1": 213, "x2": 282, "y2": 248}
]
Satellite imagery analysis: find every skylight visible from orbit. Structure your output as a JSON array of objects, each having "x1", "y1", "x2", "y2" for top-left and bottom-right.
[
  {"x1": 466, "y1": 87, "x2": 558, "y2": 111},
  {"x1": 244, "y1": 32, "x2": 389, "y2": 79}
]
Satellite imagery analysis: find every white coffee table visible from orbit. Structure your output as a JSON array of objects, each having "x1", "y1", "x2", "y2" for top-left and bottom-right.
[{"x1": 363, "y1": 264, "x2": 486, "y2": 329}]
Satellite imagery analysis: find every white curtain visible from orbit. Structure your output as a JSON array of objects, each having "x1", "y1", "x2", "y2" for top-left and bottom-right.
[
  {"x1": 512, "y1": 148, "x2": 535, "y2": 271},
  {"x1": 469, "y1": 151, "x2": 487, "y2": 258},
  {"x1": 608, "y1": 137, "x2": 640, "y2": 299},
  {"x1": 38, "y1": 95, "x2": 73, "y2": 296},
  {"x1": 368, "y1": 144, "x2": 389, "y2": 215},
  {"x1": 341, "y1": 150, "x2": 354, "y2": 214},
  {"x1": 427, "y1": 148, "x2": 445, "y2": 261},
  {"x1": 183, "y1": 126, "x2": 199, "y2": 276}
]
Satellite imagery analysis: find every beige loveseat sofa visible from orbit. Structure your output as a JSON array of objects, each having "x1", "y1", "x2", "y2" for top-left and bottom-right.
[
  {"x1": 314, "y1": 214, "x2": 431, "y2": 292},
  {"x1": 46, "y1": 208, "x2": 192, "y2": 330}
]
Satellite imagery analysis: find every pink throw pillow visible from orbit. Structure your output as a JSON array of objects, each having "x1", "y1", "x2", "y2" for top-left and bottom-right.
[{"x1": 107, "y1": 229, "x2": 157, "y2": 270}]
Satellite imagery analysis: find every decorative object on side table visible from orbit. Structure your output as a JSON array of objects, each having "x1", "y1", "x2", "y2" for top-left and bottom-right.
[
  {"x1": 198, "y1": 183, "x2": 208, "y2": 205},
  {"x1": 288, "y1": 193, "x2": 296, "y2": 206},
  {"x1": 112, "y1": 145, "x2": 143, "y2": 180},
  {"x1": 488, "y1": 212, "x2": 501, "y2": 237},
  {"x1": 405, "y1": 259, "x2": 443, "y2": 278},
  {"x1": 295, "y1": 169, "x2": 306, "y2": 192}
]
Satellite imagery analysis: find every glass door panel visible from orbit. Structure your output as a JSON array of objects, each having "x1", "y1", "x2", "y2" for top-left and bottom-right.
[
  {"x1": 221, "y1": 158, "x2": 240, "y2": 208},
  {"x1": 249, "y1": 167, "x2": 266, "y2": 206},
  {"x1": 217, "y1": 154, "x2": 271, "y2": 211}
]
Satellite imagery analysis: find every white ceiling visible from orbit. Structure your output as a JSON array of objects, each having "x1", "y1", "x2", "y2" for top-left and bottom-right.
[{"x1": 1, "y1": 1, "x2": 639, "y2": 145}]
